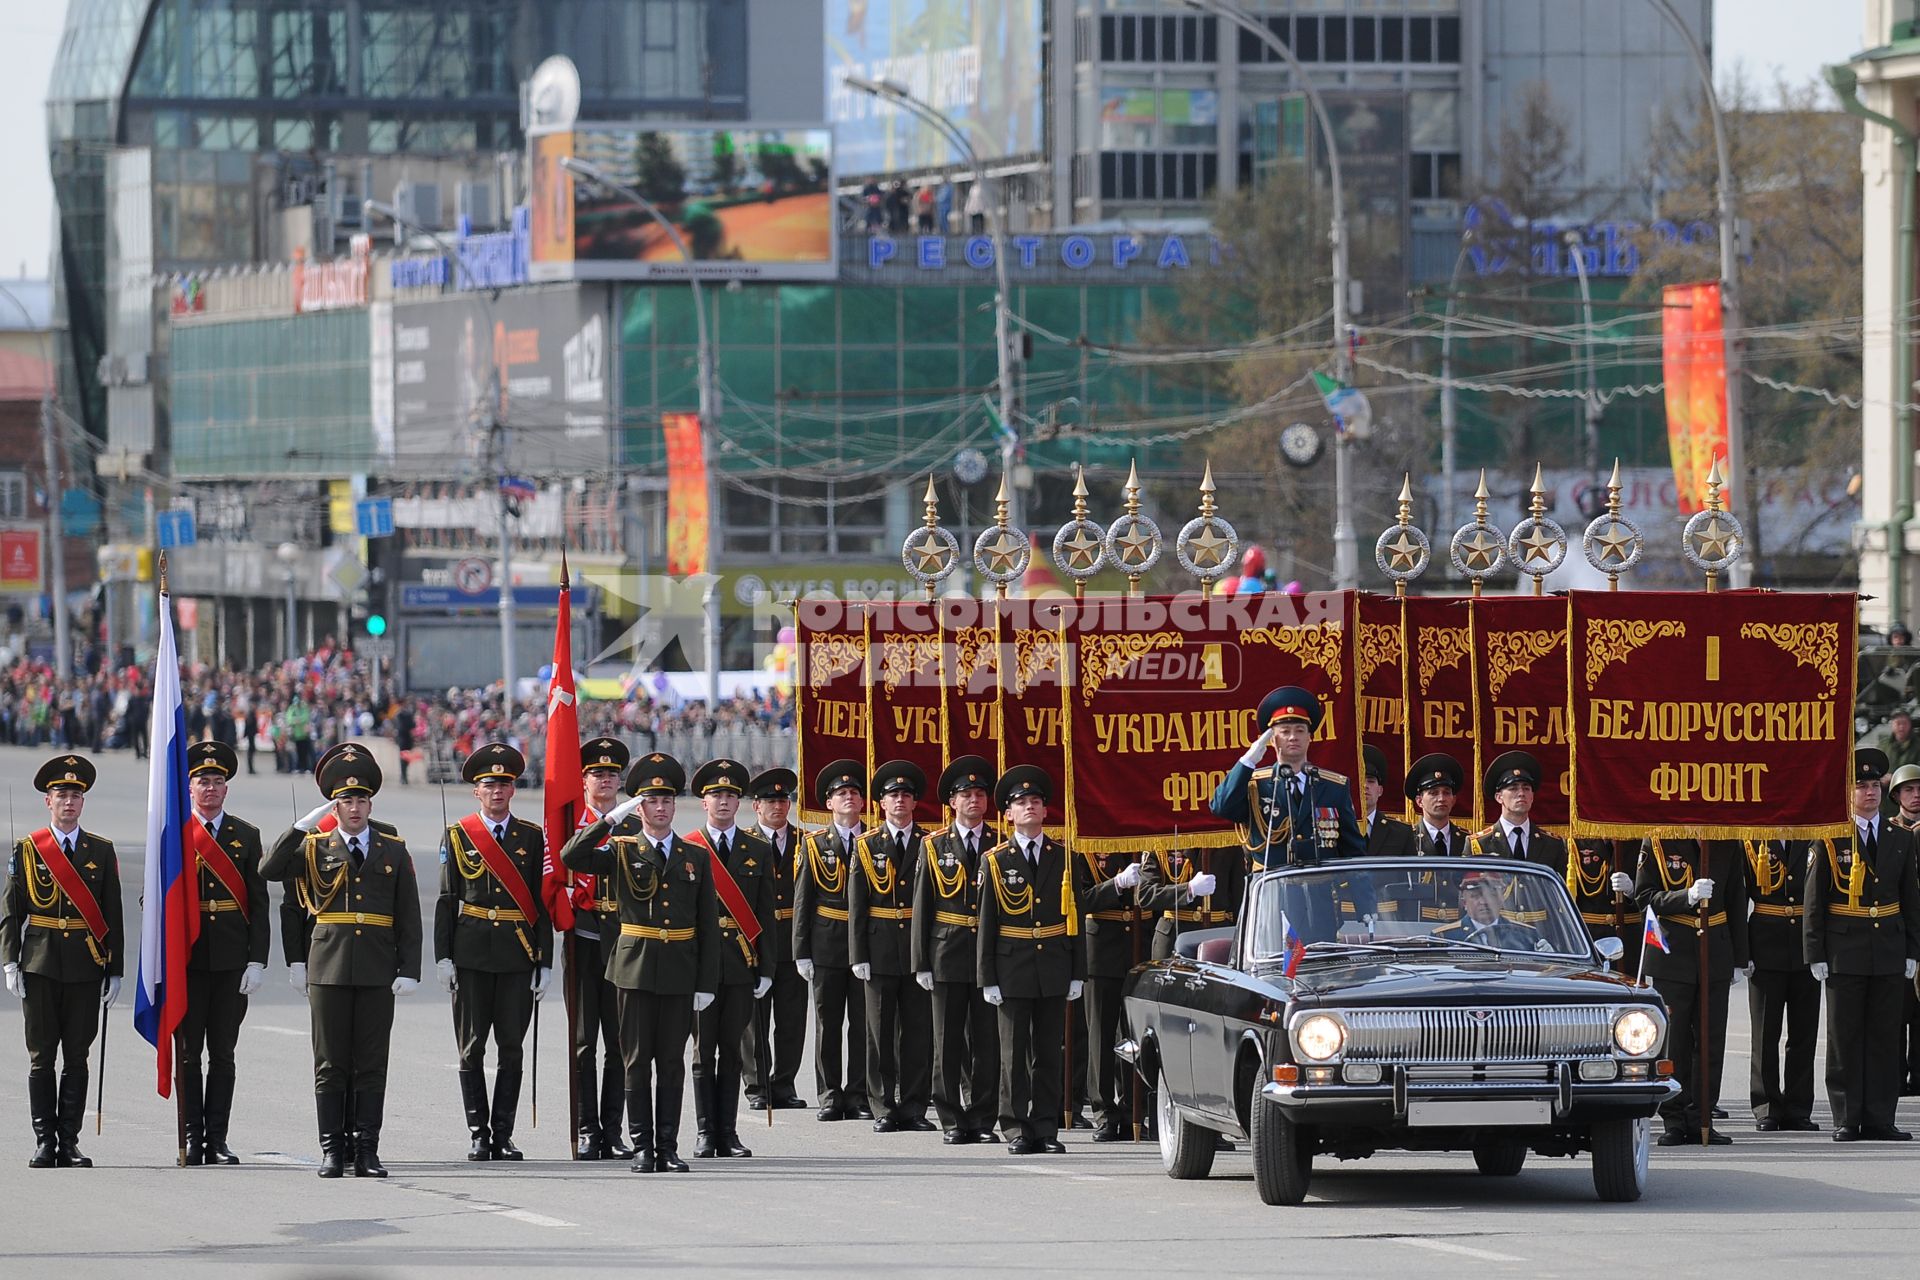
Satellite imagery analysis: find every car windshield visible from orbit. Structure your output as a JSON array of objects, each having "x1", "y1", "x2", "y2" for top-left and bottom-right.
[{"x1": 1247, "y1": 858, "x2": 1592, "y2": 962}]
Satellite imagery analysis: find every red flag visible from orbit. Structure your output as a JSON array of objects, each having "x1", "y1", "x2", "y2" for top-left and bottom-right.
[{"x1": 543, "y1": 553, "x2": 584, "y2": 925}]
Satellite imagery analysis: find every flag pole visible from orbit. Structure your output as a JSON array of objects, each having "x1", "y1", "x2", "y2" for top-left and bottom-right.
[{"x1": 1698, "y1": 887, "x2": 1711, "y2": 1147}]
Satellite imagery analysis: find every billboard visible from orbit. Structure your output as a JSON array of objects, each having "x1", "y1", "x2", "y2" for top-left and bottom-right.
[
  {"x1": 827, "y1": 0, "x2": 1046, "y2": 174},
  {"x1": 0, "y1": 524, "x2": 42, "y2": 593},
  {"x1": 528, "y1": 124, "x2": 836, "y2": 282},
  {"x1": 385, "y1": 286, "x2": 612, "y2": 476}
]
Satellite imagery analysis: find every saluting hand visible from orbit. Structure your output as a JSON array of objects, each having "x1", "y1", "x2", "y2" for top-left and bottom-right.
[
  {"x1": 607, "y1": 794, "x2": 646, "y2": 825},
  {"x1": 295, "y1": 802, "x2": 333, "y2": 832}
]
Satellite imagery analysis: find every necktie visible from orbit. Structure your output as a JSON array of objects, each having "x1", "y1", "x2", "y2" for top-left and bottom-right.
[
  {"x1": 61, "y1": 836, "x2": 73, "y2": 860},
  {"x1": 205, "y1": 820, "x2": 219, "y2": 842},
  {"x1": 1865, "y1": 823, "x2": 1879, "y2": 859},
  {"x1": 1512, "y1": 828, "x2": 1525, "y2": 861},
  {"x1": 896, "y1": 831, "x2": 909, "y2": 859},
  {"x1": 1026, "y1": 841, "x2": 1039, "y2": 868},
  {"x1": 1435, "y1": 830, "x2": 1448, "y2": 858},
  {"x1": 348, "y1": 837, "x2": 364, "y2": 865},
  {"x1": 966, "y1": 832, "x2": 978, "y2": 860},
  {"x1": 1291, "y1": 775, "x2": 1305, "y2": 800},
  {"x1": 493, "y1": 823, "x2": 505, "y2": 845},
  {"x1": 654, "y1": 840, "x2": 668, "y2": 859},
  {"x1": 718, "y1": 832, "x2": 731, "y2": 862}
]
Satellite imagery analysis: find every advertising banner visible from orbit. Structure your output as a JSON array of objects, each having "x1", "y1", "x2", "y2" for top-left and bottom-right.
[
  {"x1": 0, "y1": 524, "x2": 42, "y2": 593},
  {"x1": 662, "y1": 411, "x2": 710, "y2": 577},
  {"x1": 1661, "y1": 282, "x2": 1729, "y2": 514}
]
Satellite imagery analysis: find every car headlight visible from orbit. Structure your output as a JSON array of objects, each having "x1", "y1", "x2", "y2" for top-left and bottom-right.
[
  {"x1": 1295, "y1": 1013, "x2": 1346, "y2": 1062},
  {"x1": 1613, "y1": 1008, "x2": 1661, "y2": 1057}
]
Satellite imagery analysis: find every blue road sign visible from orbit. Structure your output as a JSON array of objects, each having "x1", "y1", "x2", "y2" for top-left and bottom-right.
[
  {"x1": 401, "y1": 584, "x2": 588, "y2": 611},
  {"x1": 156, "y1": 510, "x2": 197, "y2": 548},
  {"x1": 355, "y1": 497, "x2": 395, "y2": 538}
]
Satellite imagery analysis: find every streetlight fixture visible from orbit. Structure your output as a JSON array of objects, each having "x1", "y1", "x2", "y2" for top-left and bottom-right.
[
  {"x1": 840, "y1": 74, "x2": 1024, "y2": 531},
  {"x1": 558, "y1": 156, "x2": 724, "y2": 709},
  {"x1": 1563, "y1": 229, "x2": 1602, "y2": 476},
  {"x1": 276, "y1": 540, "x2": 300, "y2": 661},
  {"x1": 1182, "y1": 0, "x2": 1357, "y2": 587}
]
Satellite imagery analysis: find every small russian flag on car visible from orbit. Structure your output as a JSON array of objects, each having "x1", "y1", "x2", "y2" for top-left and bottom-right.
[
  {"x1": 1642, "y1": 906, "x2": 1669, "y2": 955},
  {"x1": 1282, "y1": 912, "x2": 1306, "y2": 977}
]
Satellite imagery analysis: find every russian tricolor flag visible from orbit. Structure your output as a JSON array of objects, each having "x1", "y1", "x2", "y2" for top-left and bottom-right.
[
  {"x1": 1642, "y1": 906, "x2": 1670, "y2": 955},
  {"x1": 133, "y1": 586, "x2": 198, "y2": 1096},
  {"x1": 1281, "y1": 911, "x2": 1306, "y2": 978}
]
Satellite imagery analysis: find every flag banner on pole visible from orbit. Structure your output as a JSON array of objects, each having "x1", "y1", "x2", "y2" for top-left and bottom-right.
[
  {"x1": 1642, "y1": 907, "x2": 1670, "y2": 955},
  {"x1": 1660, "y1": 282, "x2": 1728, "y2": 514},
  {"x1": 1311, "y1": 370, "x2": 1373, "y2": 439},
  {"x1": 864, "y1": 601, "x2": 949, "y2": 828},
  {"x1": 1469, "y1": 596, "x2": 1571, "y2": 828},
  {"x1": 1400, "y1": 595, "x2": 1480, "y2": 826},
  {"x1": 1356, "y1": 592, "x2": 1408, "y2": 811},
  {"x1": 794, "y1": 599, "x2": 870, "y2": 825},
  {"x1": 542, "y1": 564, "x2": 583, "y2": 925},
  {"x1": 134, "y1": 590, "x2": 196, "y2": 1097},
  {"x1": 662, "y1": 411, "x2": 710, "y2": 577}
]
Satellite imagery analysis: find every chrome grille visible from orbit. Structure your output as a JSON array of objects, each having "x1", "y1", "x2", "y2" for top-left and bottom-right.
[{"x1": 1338, "y1": 1006, "x2": 1614, "y2": 1062}]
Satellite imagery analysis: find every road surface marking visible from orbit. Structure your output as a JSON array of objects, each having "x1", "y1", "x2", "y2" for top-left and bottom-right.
[
  {"x1": 998, "y1": 1164, "x2": 1110, "y2": 1181},
  {"x1": 1396, "y1": 1238, "x2": 1524, "y2": 1263}
]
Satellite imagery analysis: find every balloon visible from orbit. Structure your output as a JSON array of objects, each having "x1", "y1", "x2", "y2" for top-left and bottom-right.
[
  {"x1": 1235, "y1": 576, "x2": 1262, "y2": 594},
  {"x1": 1241, "y1": 544, "x2": 1267, "y2": 578},
  {"x1": 778, "y1": 625, "x2": 796, "y2": 645}
]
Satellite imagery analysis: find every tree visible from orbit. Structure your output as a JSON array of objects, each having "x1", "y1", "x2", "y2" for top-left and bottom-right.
[{"x1": 633, "y1": 132, "x2": 687, "y2": 206}]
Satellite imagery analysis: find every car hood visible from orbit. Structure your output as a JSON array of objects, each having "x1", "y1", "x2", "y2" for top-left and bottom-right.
[{"x1": 1264, "y1": 957, "x2": 1650, "y2": 1007}]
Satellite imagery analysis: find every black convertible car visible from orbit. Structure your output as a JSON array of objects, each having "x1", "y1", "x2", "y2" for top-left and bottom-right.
[{"x1": 1119, "y1": 858, "x2": 1678, "y2": 1205}]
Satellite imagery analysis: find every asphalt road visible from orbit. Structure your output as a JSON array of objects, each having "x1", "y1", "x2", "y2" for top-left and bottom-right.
[{"x1": 0, "y1": 744, "x2": 1916, "y2": 1277}]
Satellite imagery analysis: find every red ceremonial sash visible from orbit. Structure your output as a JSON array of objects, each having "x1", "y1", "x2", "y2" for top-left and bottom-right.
[
  {"x1": 189, "y1": 819, "x2": 249, "y2": 919},
  {"x1": 683, "y1": 830, "x2": 763, "y2": 946},
  {"x1": 457, "y1": 813, "x2": 541, "y2": 923},
  {"x1": 28, "y1": 828, "x2": 110, "y2": 944}
]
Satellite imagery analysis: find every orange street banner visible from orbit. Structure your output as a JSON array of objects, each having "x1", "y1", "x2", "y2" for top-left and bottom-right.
[
  {"x1": 662, "y1": 411, "x2": 710, "y2": 577},
  {"x1": 1661, "y1": 282, "x2": 1729, "y2": 515},
  {"x1": 1470, "y1": 596, "x2": 1570, "y2": 828},
  {"x1": 1568, "y1": 590, "x2": 1854, "y2": 838},
  {"x1": 794, "y1": 599, "x2": 869, "y2": 825},
  {"x1": 1402, "y1": 596, "x2": 1480, "y2": 825},
  {"x1": 1357, "y1": 593, "x2": 1408, "y2": 808}
]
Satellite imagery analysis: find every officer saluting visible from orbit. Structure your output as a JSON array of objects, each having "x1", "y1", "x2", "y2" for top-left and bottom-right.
[
  {"x1": 180, "y1": 741, "x2": 270, "y2": 1165},
  {"x1": 2, "y1": 754, "x2": 122, "y2": 1169},
  {"x1": 561, "y1": 752, "x2": 720, "y2": 1173},
  {"x1": 263, "y1": 747, "x2": 423, "y2": 1178},
  {"x1": 913, "y1": 756, "x2": 1000, "y2": 1144},
  {"x1": 435, "y1": 743, "x2": 552, "y2": 1162},
  {"x1": 742, "y1": 768, "x2": 809, "y2": 1111},
  {"x1": 852, "y1": 760, "x2": 935, "y2": 1132},
  {"x1": 1211, "y1": 686, "x2": 1365, "y2": 874}
]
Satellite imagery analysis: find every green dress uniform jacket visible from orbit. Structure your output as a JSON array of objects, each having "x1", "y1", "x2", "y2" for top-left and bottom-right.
[
  {"x1": 433, "y1": 815, "x2": 552, "y2": 973},
  {"x1": 1, "y1": 831, "x2": 124, "y2": 981},
  {"x1": 760, "y1": 824, "x2": 799, "y2": 965},
  {"x1": 1365, "y1": 813, "x2": 1417, "y2": 856},
  {"x1": 1468, "y1": 823, "x2": 1564, "y2": 925},
  {"x1": 189, "y1": 815, "x2": 271, "y2": 971},
  {"x1": 976, "y1": 836, "x2": 1087, "y2": 998},
  {"x1": 562, "y1": 821, "x2": 720, "y2": 996},
  {"x1": 263, "y1": 826, "x2": 423, "y2": 986},
  {"x1": 850, "y1": 826, "x2": 921, "y2": 975},
  {"x1": 686, "y1": 828, "x2": 776, "y2": 987},
  {"x1": 1803, "y1": 828, "x2": 1920, "y2": 976},
  {"x1": 1074, "y1": 851, "x2": 1144, "y2": 979},
  {"x1": 911, "y1": 825, "x2": 988, "y2": 982}
]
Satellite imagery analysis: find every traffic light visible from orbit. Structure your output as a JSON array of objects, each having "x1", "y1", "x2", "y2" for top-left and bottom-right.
[{"x1": 366, "y1": 614, "x2": 388, "y2": 637}]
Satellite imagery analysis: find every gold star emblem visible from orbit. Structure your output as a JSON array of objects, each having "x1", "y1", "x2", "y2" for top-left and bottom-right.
[
  {"x1": 1691, "y1": 515, "x2": 1734, "y2": 561},
  {"x1": 1060, "y1": 525, "x2": 1102, "y2": 570},
  {"x1": 1592, "y1": 521, "x2": 1635, "y2": 565},
  {"x1": 979, "y1": 530, "x2": 1024, "y2": 574},
  {"x1": 1113, "y1": 521, "x2": 1154, "y2": 567},
  {"x1": 1460, "y1": 528, "x2": 1501, "y2": 571},
  {"x1": 1515, "y1": 524, "x2": 1560, "y2": 566},
  {"x1": 907, "y1": 530, "x2": 952, "y2": 573},
  {"x1": 1185, "y1": 522, "x2": 1229, "y2": 569},
  {"x1": 1382, "y1": 529, "x2": 1424, "y2": 571}
]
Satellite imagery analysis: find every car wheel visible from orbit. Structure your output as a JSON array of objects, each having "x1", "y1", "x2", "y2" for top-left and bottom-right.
[
  {"x1": 1248, "y1": 1083, "x2": 1312, "y2": 1205},
  {"x1": 1591, "y1": 1116, "x2": 1650, "y2": 1203},
  {"x1": 1471, "y1": 1139, "x2": 1527, "y2": 1176},
  {"x1": 1157, "y1": 1063, "x2": 1216, "y2": 1180}
]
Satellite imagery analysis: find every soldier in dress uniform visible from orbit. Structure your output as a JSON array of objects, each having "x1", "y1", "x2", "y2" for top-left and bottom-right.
[
  {"x1": 434, "y1": 743, "x2": 552, "y2": 1161},
  {"x1": 1393, "y1": 753, "x2": 1473, "y2": 927},
  {"x1": 1632, "y1": 834, "x2": 1751, "y2": 1146},
  {"x1": 1889, "y1": 763, "x2": 1920, "y2": 1095},
  {"x1": 742, "y1": 768, "x2": 809, "y2": 1111},
  {"x1": 1804, "y1": 748, "x2": 1920, "y2": 1141},
  {"x1": 1076, "y1": 842, "x2": 1151, "y2": 1143},
  {"x1": 264, "y1": 747, "x2": 423, "y2": 1178},
  {"x1": 912, "y1": 756, "x2": 1000, "y2": 1144},
  {"x1": 794, "y1": 760, "x2": 870, "y2": 1122},
  {"x1": 1745, "y1": 836, "x2": 1820, "y2": 1131},
  {"x1": 561, "y1": 752, "x2": 721, "y2": 1172},
  {"x1": 179, "y1": 741, "x2": 270, "y2": 1165},
  {"x1": 2, "y1": 754, "x2": 122, "y2": 1169},
  {"x1": 978, "y1": 765, "x2": 1086, "y2": 1155},
  {"x1": 542, "y1": 736, "x2": 633, "y2": 1160},
  {"x1": 684, "y1": 758, "x2": 776, "y2": 1159},
  {"x1": 1136, "y1": 852, "x2": 1220, "y2": 961},
  {"x1": 852, "y1": 760, "x2": 935, "y2": 1132},
  {"x1": 1211, "y1": 686, "x2": 1366, "y2": 875},
  {"x1": 1361, "y1": 745, "x2": 1415, "y2": 855},
  {"x1": 1470, "y1": 752, "x2": 1564, "y2": 927}
]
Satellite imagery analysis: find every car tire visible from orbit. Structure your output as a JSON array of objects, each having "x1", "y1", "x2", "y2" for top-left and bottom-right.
[
  {"x1": 1157, "y1": 1063, "x2": 1216, "y2": 1180},
  {"x1": 1471, "y1": 1139, "x2": 1527, "y2": 1176},
  {"x1": 1591, "y1": 1116, "x2": 1650, "y2": 1203},
  {"x1": 1249, "y1": 1087, "x2": 1312, "y2": 1205}
]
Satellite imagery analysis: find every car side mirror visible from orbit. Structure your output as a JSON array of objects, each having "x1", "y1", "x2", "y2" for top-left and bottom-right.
[{"x1": 1593, "y1": 936, "x2": 1624, "y2": 969}]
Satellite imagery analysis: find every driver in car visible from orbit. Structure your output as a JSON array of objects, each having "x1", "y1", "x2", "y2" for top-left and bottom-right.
[{"x1": 1433, "y1": 871, "x2": 1547, "y2": 951}]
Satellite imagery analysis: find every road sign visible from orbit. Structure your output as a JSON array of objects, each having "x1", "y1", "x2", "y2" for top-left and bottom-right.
[
  {"x1": 355, "y1": 498, "x2": 395, "y2": 538},
  {"x1": 326, "y1": 549, "x2": 367, "y2": 597},
  {"x1": 401, "y1": 584, "x2": 584, "y2": 610},
  {"x1": 358, "y1": 636, "x2": 395, "y2": 659},
  {"x1": 156, "y1": 510, "x2": 197, "y2": 548},
  {"x1": 453, "y1": 556, "x2": 493, "y2": 594}
]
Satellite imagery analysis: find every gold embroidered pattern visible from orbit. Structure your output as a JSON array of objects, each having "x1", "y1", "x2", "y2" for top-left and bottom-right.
[
  {"x1": 1357, "y1": 621, "x2": 1400, "y2": 688},
  {"x1": 806, "y1": 633, "x2": 867, "y2": 688},
  {"x1": 1240, "y1": 623, "x2": 1346, "y2": 692},
  {"x1": 1486, "y1": 628, "x2": 1566, "y2": 699},
  {"x1": 879, "y1": 633, "x2": 941, "y2": 696},
  {"x1": 1583, "y1": 618, "x2": 1685, "y2": 690},
  {"x1": 1078, "y1": 631, "x2": 1183, "y2": 704},
  {"x1": 1415, "y1": 624, "x2": 1470, "y2": 694},
  {"x1": 1012, "y1": 629, "x2": 1062, "y2": 695},
  {"x1": 1739, "y1": 621, "x2": 1840, "y2": 695},
  {"x1": 953, "y1": 626, "x2": 998, "y2": 688}
]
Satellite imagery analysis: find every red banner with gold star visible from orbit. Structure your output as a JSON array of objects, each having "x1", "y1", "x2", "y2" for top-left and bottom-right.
[{"x1": 1470, "y1": 596, "x2": 1571, "y2": 828}]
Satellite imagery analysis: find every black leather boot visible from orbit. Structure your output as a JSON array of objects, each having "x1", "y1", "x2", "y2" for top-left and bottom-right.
[
  {"x1": 627, "y1": 1088, "x2": 655, "y2": 1173},
  {"x1": 575, "y1": 1063, "x2": 603, "y2": 1159},
  {"x1": 490, "y1": 1068, "x2": 524, "y2": 1160},
  {"x1": 601, "y1": 1066, "x2": 632, "y2": 1158},
  {"x1": 353, "y1": 1090, "x2": 388, "y2": 1178},
  {"x1": 692, "y1": 1076, "x2": 717, "y2": 1157},
  {"x1": 342, "y1": 1092, "x2": 359, "y2": 1167},
  {"x1": 56, "y1": 1069, "x2": 91, "y2": 1168},
  {"x1": 27, "y1": 1073, "x2": 57, "y2": 1168},
  {"x1": 716, "y1": 1074, "x2": 752, "y2": 1158},
  {"x1": 459, "y1": 1069, "x2": 491, "y2": 1161},
  {"x1": 179, "y1": 1066, "x2": 206, "y2": 1166},
  {"x1": 204, "y1": 1066, "x2": 240, "y2": 1164},
  {"x1": 316, "y1": 1093, "x2": 347, "y2": 1178},
  {"x1": 656, "y1": 1081, "x2": 689, "y2": 1172}
]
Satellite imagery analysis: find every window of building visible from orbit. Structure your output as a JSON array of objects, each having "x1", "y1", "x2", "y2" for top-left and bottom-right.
[
  {"x1": 1352, "y1": 17, "x2": 1377, "y2": 63},
  {"x1": 1411, "y1": 152, "x2": 1463, "y2": 201},
  {"x1": 0, "y1": 472, "x2": 26, "y2": 520}
]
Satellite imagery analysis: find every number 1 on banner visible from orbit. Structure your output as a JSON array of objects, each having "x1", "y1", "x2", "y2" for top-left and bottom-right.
[{"x1": 1705, "y1": 636, "x2": 1720, "y2": 682}]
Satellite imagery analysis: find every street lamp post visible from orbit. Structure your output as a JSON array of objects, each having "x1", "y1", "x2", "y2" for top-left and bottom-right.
[
  {"x1": 841, "y1": 75, "x2": 1023, "y2": 531},
  {"x1": 1648, "y1": 0, "x2": 1750, "y2": 587},
  {"x1": 276, "y1": 540, "x2": 299, "y2": 661},
  {"x1": 1185, "y1": 0, "x2": 1356, "y2": 586},
  {"x1": 1563, "y1": 229, "x2": 1602, "y2": 475},
  {"x1": 558, "y1": 158, "x2": 723, "y2": 708}
]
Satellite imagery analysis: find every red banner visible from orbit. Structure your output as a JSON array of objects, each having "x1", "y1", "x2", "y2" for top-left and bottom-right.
[
  {"x1": 865, "y1": 601, "x2": 947, "y2": 827},
  {"x1": 795, "y1": 599, "x2": 870, "y2": 824},
  {"x1": 1402, "y1": 596, "x2": 1480, "y2": 825},
  {"x1": 1661, "y1": 282, "x2": 1729, "y2": 515},
  {"x1": 997, "y1": 601, "x2": 1069, "y2": 784},
  {"x1": 1470, "y1": 596, "x2": 1571, "y2": 828},
  {"x1": 1568, "y1": 590, "x2": 1854, "y2": 838},
  {"x1": 663, "y1": 411, "x2": 710, "y2": 577},
  {"x1": 1357, "y1": 593, "x2": 1408, "y2": 809}
]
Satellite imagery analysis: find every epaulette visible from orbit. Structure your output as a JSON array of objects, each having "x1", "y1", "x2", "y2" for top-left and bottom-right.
[
  {"x1": 1252, "y1": 765, "x2": 1274, "y2": 781},
  {"x1": 924, "y1": 824, "x2": 951, "y2": 841},
  {"x1": 1314, "y1": 768, "x2": 1348, "y2": 786},
  {"x1": 983, "y1": 841, "x2": 1011, "y2": 860},
  {"x1": 1475, "y1": 824, "x2": 1499, "y2": 840}
]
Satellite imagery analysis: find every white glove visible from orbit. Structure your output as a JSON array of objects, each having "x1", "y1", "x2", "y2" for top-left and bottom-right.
[
  {"x1": 3, "y1": 963, "x2": 21, "y2": 999},
  {"x1": 1187, "y1": 872, "x2": 1217, "y2": 899},
  {"x1": 1114, "y1": 862, "x2": 1141, "y2": 890},
  {"x1": 1609, "y1": 872, "x2": 1634, "y2": 894},
  {"x1": 295, "y1": 802, "x2": 334, "y2": 832},
  {"x1": 531, "y1": 967, "x2": 552, "y2": 1000},
  {"x1": 1686, "y1": 878, "x2": 1715, "y2": 905},
  {"x1": 754, "y1": 977, "x2": 773, "y2": 999},
  {"x1": 102, "y1": 977, "x2": 121, "y2": 1008},
  {"x1": 289, "y1": 962, "x2": 308, "y2": 995},
  {"x1": 1068, "y1": 980, "x2": 1083, "y2": 1002},
  {"x1": 436, "y1": 958, "x2": 458, "y2": 992},
  {"x1": 1908, "y1": 959, "x2": 1918, "y2": 981},
  {"x1": 1810, "y1": 961, "x2": 1830, "y2": 982},
  {"x1": 797, "y1": 958, "x2": 815, "y2": 982},
  {"x1": 607, "y1": 794, "x2": 646, "y2": 824},
  {"x1": 693, "y1": 991, "x2": 715, "y2": 1013},
  {"x1": 238, "y1": 962, "x2": 266, "y2": 996},
  {"x1": 983, "y1": 985, "x2": 1004, "y2": 1006},
  {"x1": 915, "y1": 971, "x2": 934, "y2": 992},
  {"x1": 392, "y1": 976, "x2": 419, "y2": 996},
  {"x1": 1733, "y1": 962, "x2": 1754, "y2": 985},
  {"x1": 1239, "y1": 727, "x2": 1276, "y2": 769},
  {"x1": 852, "y1": 962, "x2": 871, "y2": 981}
]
